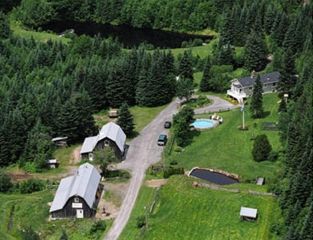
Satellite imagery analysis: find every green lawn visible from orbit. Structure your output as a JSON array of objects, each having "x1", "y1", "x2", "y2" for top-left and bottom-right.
[
  {"x1": 0, "y1": 190, "x2": 110, "y2": 240},
  {"x1": 10, "y1": 20, "x2": 70, "y2": 44},
  {"x1": 94, "y1": 104, "x2": 168, "y2": 134},
  {"x1": 166, "y1": 94, "x2": 282, "y2": 181},
  {"x1": 120, "y1": 176, "x2": 282, "y2": 240}
]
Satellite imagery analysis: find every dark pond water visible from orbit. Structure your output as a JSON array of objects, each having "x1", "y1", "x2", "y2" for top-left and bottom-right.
[
  {"x1": 190, "y1": 168, "x2": 239, "y2": 185},
  {"x1": 41, "y1": 21, "x2": 212, "y2": 48}
]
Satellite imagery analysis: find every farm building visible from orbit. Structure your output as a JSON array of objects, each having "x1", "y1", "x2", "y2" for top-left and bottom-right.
[
  {"x1": 240, "y1": 207, "x2": 258, "y2": 221},
  {"x1": 50, "y1": 163, "x2": 101, "y2": 219},
  {"x1": 80, "y1": 122, "x2": 126, "y2": 161},
  {"x1": 227, "y1": 71, "x2": 280, "y2": 101}
]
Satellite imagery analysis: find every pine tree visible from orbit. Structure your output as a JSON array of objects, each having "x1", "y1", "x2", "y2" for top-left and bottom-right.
[
  {"x1": 278, "y1": 98, "x2": 287, "y2": 113},
  {"x1": 117, "y1": 103, "x2": 135, "y2": 136},
  {"x1": 250, "y1": 75, "x2": 264, "y2": 118},
  {"x1": 200, "y1": 57, "x2": 211, "y2": 92},
  {"x1": 244, "y1": 31, "x2": 267, "y2": 71},
  {"x1": 252, "y1": 134, "x2": 272, "y2": 162},
  {"x1": 0, "y1": 11, "x2": 10, "y2": 39},
  {"x1": 178, "y1": 51, "x2": 193, "y2": 81},
  {"x1": 278, "y1": 48, "x2": 296, "y2": 96},
  {"x1": 299, "y1": 201, "x2": 313, "y2": 240}
]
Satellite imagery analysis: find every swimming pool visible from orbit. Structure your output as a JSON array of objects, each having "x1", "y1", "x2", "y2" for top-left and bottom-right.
[{"x1": 191, "y1": 119, "x2": 218, "y2": 129}]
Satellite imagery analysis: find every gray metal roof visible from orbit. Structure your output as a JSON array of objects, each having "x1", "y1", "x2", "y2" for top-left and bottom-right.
[
  {"x1": 50, "y1": 163, "x2": 101, "y2": 212},
  {"x1": 80, "y1": 122, "x2": 126, "y2": 155},
  {"x1": 80, "y1": 136, "x2": 98, "y2": 154},
  {"x1": 240, "y1": 207, "x2": 258, "y2": 218},
  {"x1": 98, "y1": 122, "x2": 126, "y2": 152},
  {"x1": 238, "y1": 71, "x2": 280, "y2": 87}
]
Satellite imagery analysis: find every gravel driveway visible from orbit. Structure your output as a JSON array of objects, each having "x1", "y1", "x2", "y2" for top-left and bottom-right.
[
  {"x1": 194, "y1": 95, "x2": 238, "y2": 115},
  {"x1": 104, "y1": 101, "x2": 178, "y2": 240}
]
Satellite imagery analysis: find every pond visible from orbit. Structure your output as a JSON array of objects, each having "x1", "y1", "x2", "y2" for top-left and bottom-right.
[
  {"x1": 41, "y1": 21, "x2": 212, "y2": 48},
  {"x1": 189, "y1": 168, "x2": 239, "y2": 185}
]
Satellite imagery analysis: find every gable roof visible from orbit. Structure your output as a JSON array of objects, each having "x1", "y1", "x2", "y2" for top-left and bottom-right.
[
  {"x1": 50, "y1": 163, "x2": 101, "y2": 212},
  {"x1": 80, "y1": 122, "x2": 126, "y2": 154},
  {"x1": 98, "y1": 122, "x2": 126, "y2": 152},
  {"x1": 238, "y1": 71, "x2": 280, "y2": 87},
  {"x1": 240, "y1": 207, "x2": 258, "y2": 218}
]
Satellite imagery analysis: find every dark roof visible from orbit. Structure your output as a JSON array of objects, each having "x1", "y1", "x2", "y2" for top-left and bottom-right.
[
  {"x1": 158, "y1": 134, "x2": 167, "y2": 141},
  {"x1": 238, "y1": 72, "x2": 280, "y2": 87}
]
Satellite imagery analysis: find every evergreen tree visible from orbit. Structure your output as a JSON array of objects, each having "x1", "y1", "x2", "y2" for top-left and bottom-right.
[
  {"x1": 278, "y1": 98, "x2": 287, "y2": 113},
  {"x1": 178, "y1": 51, "x2": 193, "y2": 81},
  {"x1": 0, "y1": 11, "x2": 10, "y2": 39},
  {"x1": 278, "y1": 48, "x2": 296, "y2": 96},
  {"x1": 250, "y1": 75, "x2": 264, "y2": 118},
  {"x1": 244, "y1": 31, "x2": 267, "y2": 71},
  {"x1": 0, "y1": 170, "x2": 13, "y2": 193},
  {"x1": 300, "y1": 201, "x2": 313, "y2": 240},
  {"x1": 252, "y1": 134, "x2": 272, "y2": 162},
  {"x1": 200, "y1": 57, "x2": 211, "y2": 92},
  {"x1": 117, "y1": 103, "x2": 135, "y2": 136},
  {"x1": 176, "y1": 78, "x2": 194, "y2": 102}
]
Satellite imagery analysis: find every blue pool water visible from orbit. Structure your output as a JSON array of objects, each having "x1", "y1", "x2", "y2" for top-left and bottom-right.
[{"x1": 191, "y1": 119, "x2": 217, "y2": 129}]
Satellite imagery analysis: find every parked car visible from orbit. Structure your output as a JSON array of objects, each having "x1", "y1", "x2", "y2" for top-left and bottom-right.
[
  {"x1": 157, "y1": 134, "x2": 168, "y2": 146},
  {"x1": 164, "y1": 121, "x2": 172, "y2": 129}
]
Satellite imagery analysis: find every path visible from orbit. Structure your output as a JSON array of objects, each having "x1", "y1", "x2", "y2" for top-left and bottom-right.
[
  {"x1": 194, "y1": 95, "x2": 238, "y2": 115},
  {"x1": 104, "y1": 101, "x2": 178, "y2": 240}
]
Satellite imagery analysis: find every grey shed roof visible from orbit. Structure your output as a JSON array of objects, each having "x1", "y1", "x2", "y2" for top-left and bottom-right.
[
  {"x1": 240, "y1": 207, "x2": 258, "y2": 218},
  {"x1": 238, "y1": 71, "x2": 280, "y2": 87},
  {"x1": 80, "y1": 122, "x2": 126, "y2": 155},
  {"x1": 50, "y1": 163, "x2": 101, "y2": 212},
  {"x1": 98, "y1": 122, "x2": 126, "y2": 152},
  {"x1": 80, "y1": 136, "x2": 98, "y2": 154}
]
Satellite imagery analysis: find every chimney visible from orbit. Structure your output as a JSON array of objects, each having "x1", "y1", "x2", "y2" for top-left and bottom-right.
[{"x1": 251, "y1": 70, "x2": 256, "y2": 78}]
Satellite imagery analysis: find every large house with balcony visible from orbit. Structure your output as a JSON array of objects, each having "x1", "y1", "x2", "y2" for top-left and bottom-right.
[{"x1": 227, "y1": 71, "x2": 280, "y2": 102}]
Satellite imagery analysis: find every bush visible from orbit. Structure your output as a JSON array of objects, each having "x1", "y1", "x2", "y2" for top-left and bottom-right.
[
  {"x1": 0, "y1": 170, "x2": 13, "y2": 193},
  {"x1": 19, "y1": 179, "x2": 45, "y2": 194},
  {"x1": 268, "y1": 151, "x2": 279, "y2": 161},
  {"x1": 163, "y1": 167, "x2": 184, "y2": 178},
  {"x1": 252, "y1": 135, "x2": 272, "y2": 162},
  {"x1": 21, "y1": 226, "x2": 40, "y2": 240},
  {"x1": 136, "y1": 215, "x2": 146, "y2": 228},
  {"x1": 90, "y1": 220, "x2": 106, "y2": 234},
  {"x1": 169, "y1": 160, "x2": 178, "y2": 165}
]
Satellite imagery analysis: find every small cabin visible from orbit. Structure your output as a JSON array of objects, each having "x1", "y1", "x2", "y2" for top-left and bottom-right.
[
  {"x1": 256, "y1": 177, "x2": 265, "y2": 186},
  {"x1": 80, "y1": 122, "x2": 126, "y2": 161},
  {"x1": 240, "y1": 207, "x2": 258, "y2": 221},
  {"x1": 108, "y1": 109, "x2": 119, "y2": 118},
  {"x1": 50, "y1": 163, "x2": 102, "y2": 219},
  {"x1": 51, "y1": 137, "x2": 68, "y2": 147},
  {"x1": 46, "y1": 159, "x2": 59, "y2": 169}
]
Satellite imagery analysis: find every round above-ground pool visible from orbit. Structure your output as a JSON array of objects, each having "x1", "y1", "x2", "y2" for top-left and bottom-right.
[
  {"x1": 189, "y1": 168, "x2": 239, "y2": 185},
  {"x1": 191, "y1": 119, "x2": 218, "y2": 130}
]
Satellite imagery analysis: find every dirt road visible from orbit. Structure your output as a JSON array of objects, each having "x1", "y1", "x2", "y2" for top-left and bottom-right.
[
  {"x1": 104, "y1": 101, "x2": 178, "y2": 240},
  {"x1": 194, "y1": 95, "x2": 238, "y2": 114}
]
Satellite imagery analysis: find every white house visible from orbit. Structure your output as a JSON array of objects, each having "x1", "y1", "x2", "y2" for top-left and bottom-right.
[{"x1": 227, "y1": 71, "x2": 280, "y2": 101}]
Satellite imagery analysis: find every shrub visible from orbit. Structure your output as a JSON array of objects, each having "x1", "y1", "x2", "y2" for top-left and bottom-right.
[
  {"x1": 169, "y1": 160, "x2": 178, "y2": 165},
  {"x1": 163, "y1": 167, "x2": 184, "y2": 178},
  {"x1": 268, "y1": 151, "x2": 279, "y2": 161},
  {"x1": 0, "y1": 170, "x2": 13, "y2": 193},
  {"x1": 136, "y1": 215, "x2": 146, "y2": 228},
  {"x1": 21, "y1": 226, "x2": 40, "y2": 240},
  {"x1": 252, "y1": 134, "x2": 272, "y2": 162},
  {"x1": 20, "y1": 179, "x2": 45, "y2": 194},
  {"x1": 90, "y1": 220, "x2": 106, "y2": 234}
]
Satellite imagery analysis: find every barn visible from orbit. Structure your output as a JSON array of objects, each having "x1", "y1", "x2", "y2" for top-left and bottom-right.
[
  {"x1": 80, "y1": 122, "x2": 126, "y2": 161},
  {"x1": 50, "y1": 163, "x2": 101, "y2": 219}
]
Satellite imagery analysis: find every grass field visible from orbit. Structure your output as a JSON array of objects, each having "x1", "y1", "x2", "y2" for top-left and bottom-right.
[
  {"x1": 0, "y1": 190, "x2": 110, "y2": 240},
  {"x1": 120, "y1": 176, "x2": 281, "y2": 240},
  {"x1": 10, "y1": 20, "x2": 70, "y2": 44},
  {"x1": 166, "y1": 94, "x2": 282, "y2": 181},
  {"x1": 94, "y1": 104, "x2": 167, "y2": 134}
]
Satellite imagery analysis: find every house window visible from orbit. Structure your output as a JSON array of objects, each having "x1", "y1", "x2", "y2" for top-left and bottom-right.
[
  {"x1": 74, "y1": 197, "x2": 80, "y2": 203},
  {"x1": 104, "y1": 140, "x2": 109, "y2": 147}
]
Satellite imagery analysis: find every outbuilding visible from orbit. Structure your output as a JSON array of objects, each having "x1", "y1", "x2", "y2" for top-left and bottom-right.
[
  {"x1": 240, "y1": 207, "x2": 258, "y2": 221},
  {"x1": 80, "y1": 122, "x2": 126, "y2": 161},
  {"x1": 50, "y1": 163, "x2": 102, "y2": 219},
  {"x1": 46, "y1": 159, "x2": 59, "y2": 169},
  {"x1": 256, "y1": 177, "x2": 265, "y2": 186}
]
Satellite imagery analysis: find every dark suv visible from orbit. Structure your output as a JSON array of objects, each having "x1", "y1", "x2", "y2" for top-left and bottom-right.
[
  {"x1": 164, "y1": 121, "x2": 172, "y2": 129},
  {"x1": 157, "y1": 134, "x2": 168, "y2": 146}
]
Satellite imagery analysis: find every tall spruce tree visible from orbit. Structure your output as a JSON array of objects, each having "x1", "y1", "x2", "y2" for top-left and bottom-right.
[
  {"x1": 0, "y1": 11, "x2": 10, "y2": 39},
  {"x1": 244, "y1": 31, "x2": 267, "y2": 71},
  {"x1": 117, "y1": 103, "x2": 134, "y2": 136},
  {"x1": 200, "y1": 56, "x2": 211, "y2": 92},
  {"x1": 252, "y1": 134, "x2": 272, "y2": 162},
  {"x1": 178, "y1": 51, "x2": 193, "y2": 81},
  {"x1": 250, "y1": 75, "x2": 264, "y2": 118}
]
